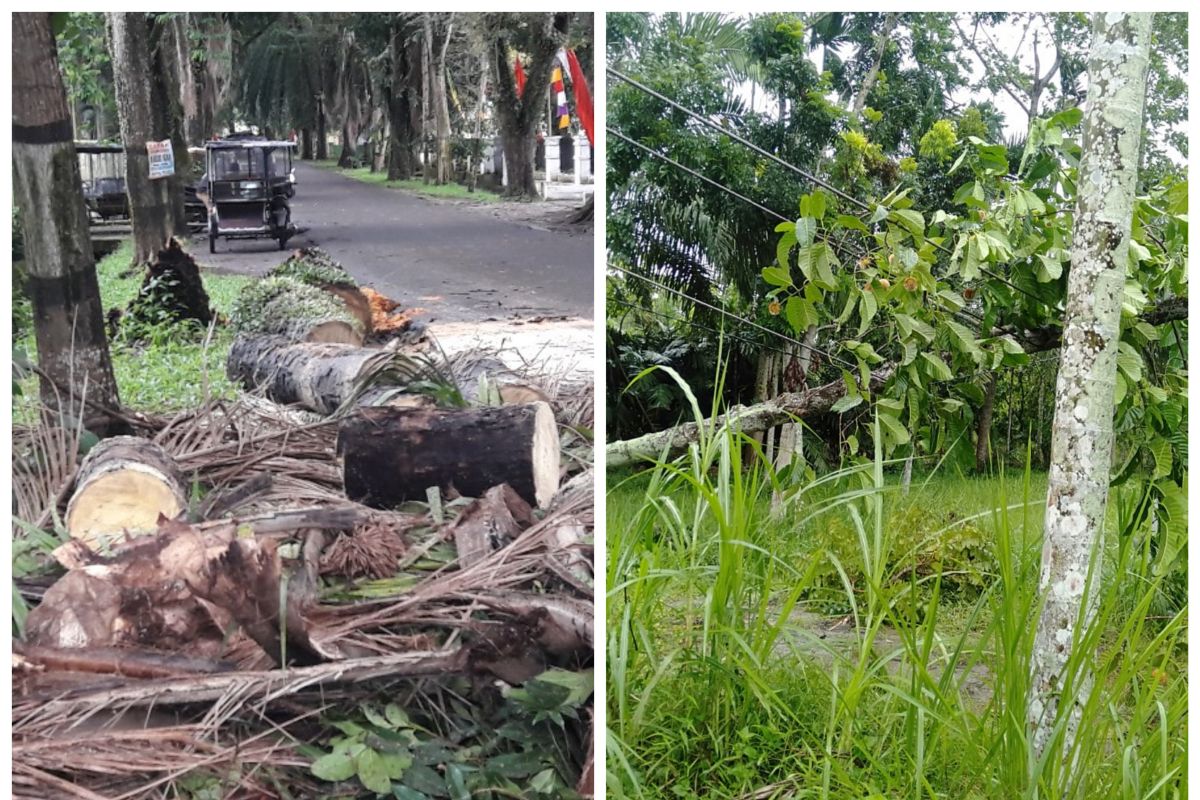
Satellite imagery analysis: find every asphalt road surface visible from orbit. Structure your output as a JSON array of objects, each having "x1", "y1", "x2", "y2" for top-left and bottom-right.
[{"x1": 198, "y1": 163, "x2": 593, "y2": 322}]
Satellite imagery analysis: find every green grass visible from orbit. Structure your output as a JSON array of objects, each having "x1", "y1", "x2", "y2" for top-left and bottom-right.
[
  {"x1": 310, "y1": 159, "x2": 501, "y2": 202},
  {"x1": 607, "y1": 371, "x2": 1187, "y2": 800},
  {"x1": 13, "y1": 240, "x2": 254, "y2": 418}
]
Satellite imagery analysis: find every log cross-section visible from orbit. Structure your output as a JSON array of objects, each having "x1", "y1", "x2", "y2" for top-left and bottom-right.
[
  {"x1": 65, "y1": 436, "x2": 187, "y2": 548},
  {"x1": 338, "y1": 403, "x2": 561, "y2": 508}
]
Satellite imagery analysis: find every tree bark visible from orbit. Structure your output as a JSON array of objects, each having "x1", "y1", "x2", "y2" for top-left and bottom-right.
[
  {"x1": 338, "y1": 403, "x2": 561, "y2": 509},
  {"x1": 107, "y1": 12, "x2": 175, "y2": 265},
  {"x1": 315, "y1": 93, "x2": 328, "y2": 160},
  {"x1": 1027, "y1": 11, "x2": 1152, "y2": 765},
  {"x1": 301, "y1": 127, "x2": 313, "y2": 160},
  {"x1": 490, "y1": 14, "x2": 571, "y2": 198},
  {"x1": 12, "y1": 12, "x2": 123, "y2": 434},
  {"x1": 607, "y1": 366, "x2": 895, "y2": 469},
  {"x1": 387, "y1": 21, "x2": 416, "y2": 181},
  {"x1": 974, "y1": 373, "x2": 998, "y2": 473},
  {"x1": 850, "y1": 13, "x2": 899, "y2": 116},
  {"x1": 337, "y1": 120, "x2": 359, "y2": 167},
  {"x1": 150, "y1": 17, "x2": 189, "y2": 236},
  {"x1": 65, "y1": 436, "x2": 187, "y2": 549},
  {"x1": 226, "y1": 335, "x2": 406, "y2": 415}
]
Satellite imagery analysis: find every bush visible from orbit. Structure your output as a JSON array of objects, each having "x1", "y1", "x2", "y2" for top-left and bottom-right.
[{"x1": 801, "y1": 500, "x2": 996, "y2": 613}]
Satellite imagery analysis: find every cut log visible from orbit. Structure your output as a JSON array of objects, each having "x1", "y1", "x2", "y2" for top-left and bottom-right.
[
  {"x1": 606, "y1": 365, "x2": 896, "y2": 469},
  {"x1": 268, "y1": 248, "x2": 374, "y2": 335},
  {"x1": 229, "y1": 276, "x2": 366, "y2": 345},
  {"x1": 227, "y1": 334, "x2": 419, "y2": 415},
  {"x1": 338, "y1": 403, "x2": 560, "y2": 509},
  {"x1": 65, "y1": 436, "x2": 187, "y2": 548}
]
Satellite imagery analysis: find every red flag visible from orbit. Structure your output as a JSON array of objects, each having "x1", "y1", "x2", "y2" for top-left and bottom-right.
[
  {"x1": 566, "y1": 50, "x2": 593, "y2": 147},
  {"x1": 514, "y1": 57, "x2": 526, "y2": 98}
]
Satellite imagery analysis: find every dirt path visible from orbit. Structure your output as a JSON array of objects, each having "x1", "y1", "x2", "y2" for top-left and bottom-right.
[{"x1": 197, "y1": 163, "x2": 594, "y2": 324}]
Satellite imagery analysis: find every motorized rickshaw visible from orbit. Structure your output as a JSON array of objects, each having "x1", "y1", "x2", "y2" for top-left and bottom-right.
[{"x1": 202, "y1": 139, "x2": 297, "y2": 253}]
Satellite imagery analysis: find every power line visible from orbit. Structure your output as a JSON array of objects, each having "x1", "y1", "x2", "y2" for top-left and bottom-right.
[
  {"x1": 608, "y1": 67, "x2": 870, "y2": 212},
  {"x1": 608, "y1": 67, "x2": 1046, "y2": 305},
  {"x1": 609, "y1": 296, "x2": 800, "y2": 362},
  {"x1": 608, "y1": 262, "x2": 860, "y2": 371},
  {"x1": 609, "y1": 125, "x2": 991, "y2": 330}
]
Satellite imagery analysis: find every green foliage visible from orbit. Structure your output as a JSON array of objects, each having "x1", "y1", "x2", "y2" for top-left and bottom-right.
[
  {"x1": 229, "y1": 275, "x2": 357, "y2": 336},
  {"x1": 607, "y1": 379, "x2": 1187, "y2": 799},
  {"x1": 917, "y1": 118, "x2": 958, "y2": 163},
  {"x1": 269, "y1": 247, "x2": 356, "y2": 288},
  {"x1": 308, "y1": 675, "x2": 590, "y2": 799},
  {"x1": 11, "y1": 242, "x2": 252, "y2": 418}
]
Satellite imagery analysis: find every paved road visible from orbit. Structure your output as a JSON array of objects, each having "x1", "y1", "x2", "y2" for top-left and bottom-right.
[{"x1": 198, "y1": 163, "x2": 593, "y2": 322}]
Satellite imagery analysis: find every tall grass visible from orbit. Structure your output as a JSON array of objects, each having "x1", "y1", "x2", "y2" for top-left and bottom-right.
[{"x1": 606, "y1": 370, "x2": 1187, "y2": 799}]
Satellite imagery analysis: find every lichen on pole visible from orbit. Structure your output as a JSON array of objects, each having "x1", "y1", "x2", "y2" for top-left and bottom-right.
[{"x1": 1026, "y1": 11, "x2": 1153, "y2": 764}]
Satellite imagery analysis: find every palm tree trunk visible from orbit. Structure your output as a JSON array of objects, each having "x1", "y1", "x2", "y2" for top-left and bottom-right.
[{"x1": 12, "y1": 13, "x2": 123, "y2": 433}]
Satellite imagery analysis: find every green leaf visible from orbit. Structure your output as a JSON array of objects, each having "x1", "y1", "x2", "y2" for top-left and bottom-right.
[
  {"x1": 946, "y1": 319, "x2": 984, "y2": 363},
  {"x1": 831, "y1": 393, "x2": 863, "y2": 414},
  {"x1": 889, "y1": 209, "x2": 925, "y2": 239},
  {"x1": 762, "y1": 266, "x2": 793, "y2": 288},
  {"x1": 868, "y1": 204, "x2": 889, "y2": 224},
  {"x1": 1117, "y1": 341, "x2": 1143, "y2": 382},
  {"x1": 774, "y1": 221, "x2": 796, "y2": 233},
  {"x1": 776, "y1": 230, "x2": 797, "y2": 270},
  {"x1": 808, "y1": 191, "x2": 827, "y2": 219},
  {"x1": 810, "y1": 242, "x2": 838, "y2": 289},
  {"x1": 785, "y1": 296, "x2": 811, "y2": 334},
  {"x1": 357, "y1": 748, "x2": 394, "y2": 795},
  {"x1": 1050, "y1": 107, "x2": 1083, "y2": 128},
  {"x1": 1036, "y1": 253, "x2": 1063, "y2": 282},
  {"x1": 380, "y1": 751, "x2": 414, "y2": 780},
  {"x1": 901, "y1": 341, "x2": 918, "y2": 366},
  {"x1": 312, "y1": 751, "x2": 357, "y2": 782},
  {"x1": 877, "y1": 412, "x2": 911, "y2": 445},
  {"x1": 384, "y1": 704, "x2": 411, "y2": 729},
  {"x1": 795, "y1": 216, "x2": 818, "y2": 248},
  {"x1": 1151, "y1": 438, "x2": 1173, "y2": 480},
  {"x1": 920, "y1": 352, "x2": 953, "y2": 381},
  {"x1": 857, "y1": 287, "x2": 877, "y2": 336},
  {"x1": 976, "y1": 144, "x2": 1009, "y2": 173},
  {"x1": 952, "y1": 181, "x2": 978, "y2": 206},
  {"x1": 837, "y1": 214, "x2": 868, "y2": 232},
  {"x1": 894, "y1": 313, "x2": 934, "y2": 343}
]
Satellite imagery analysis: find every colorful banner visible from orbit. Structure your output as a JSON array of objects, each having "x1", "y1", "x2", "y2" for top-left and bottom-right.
[
  {"x1": 565, "y1": 50, "x2": 594, "y2": 147},
  {"x1": 514, "y1": 56, "x2": 526, "y2": 98},
  {"x1": 551, "y1": 65, "x2": 569, "y2": 130}
]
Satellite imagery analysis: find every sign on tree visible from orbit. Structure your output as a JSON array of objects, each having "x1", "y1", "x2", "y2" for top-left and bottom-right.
[{"x1": 146, "y1": 139, "x2": 174, "y2": 179}]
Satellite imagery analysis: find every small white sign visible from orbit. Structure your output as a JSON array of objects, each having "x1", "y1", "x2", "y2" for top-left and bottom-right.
[{"x1": 147, "y1": 140, "x2": 174, "y2": 180}]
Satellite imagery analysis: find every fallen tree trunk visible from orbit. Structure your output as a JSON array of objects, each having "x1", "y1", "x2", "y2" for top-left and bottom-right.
[
  {"x1": 606, "y1": 365, "x2": 895, "y2": 469},
  {"x1": 338, "y1": 403, "x2": 561, "y2": 509},
  {"x1": 65, "y1": 436, "x2": 186, "y2": 548},
  {"x1": 229, "y1": 276, "x2": 366, "y2": 345},
  {"x1": 227, "y1": 334, "x2": 419, "y2": 415}
]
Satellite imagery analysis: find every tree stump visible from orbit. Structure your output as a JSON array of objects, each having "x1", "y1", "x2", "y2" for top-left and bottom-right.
[
  {"x1": 65, "y1": 436, "x2": 187, "y2": 548},
  {"x1": 337, "y1": 403, "x2": 560, "y2": 509}
]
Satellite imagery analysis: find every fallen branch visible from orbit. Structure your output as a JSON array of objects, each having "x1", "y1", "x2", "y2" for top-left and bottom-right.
[
  {"x1": 606, "y1": 365, "x2": 895, "y2": 469},
  {"x1": 15, "y1": 648, "x2": 466, "y2": 719}
]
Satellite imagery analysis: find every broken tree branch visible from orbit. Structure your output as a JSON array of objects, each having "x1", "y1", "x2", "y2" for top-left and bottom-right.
[{"x1": 606, "y1": 366, "x2": 895, "y2": 469}]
